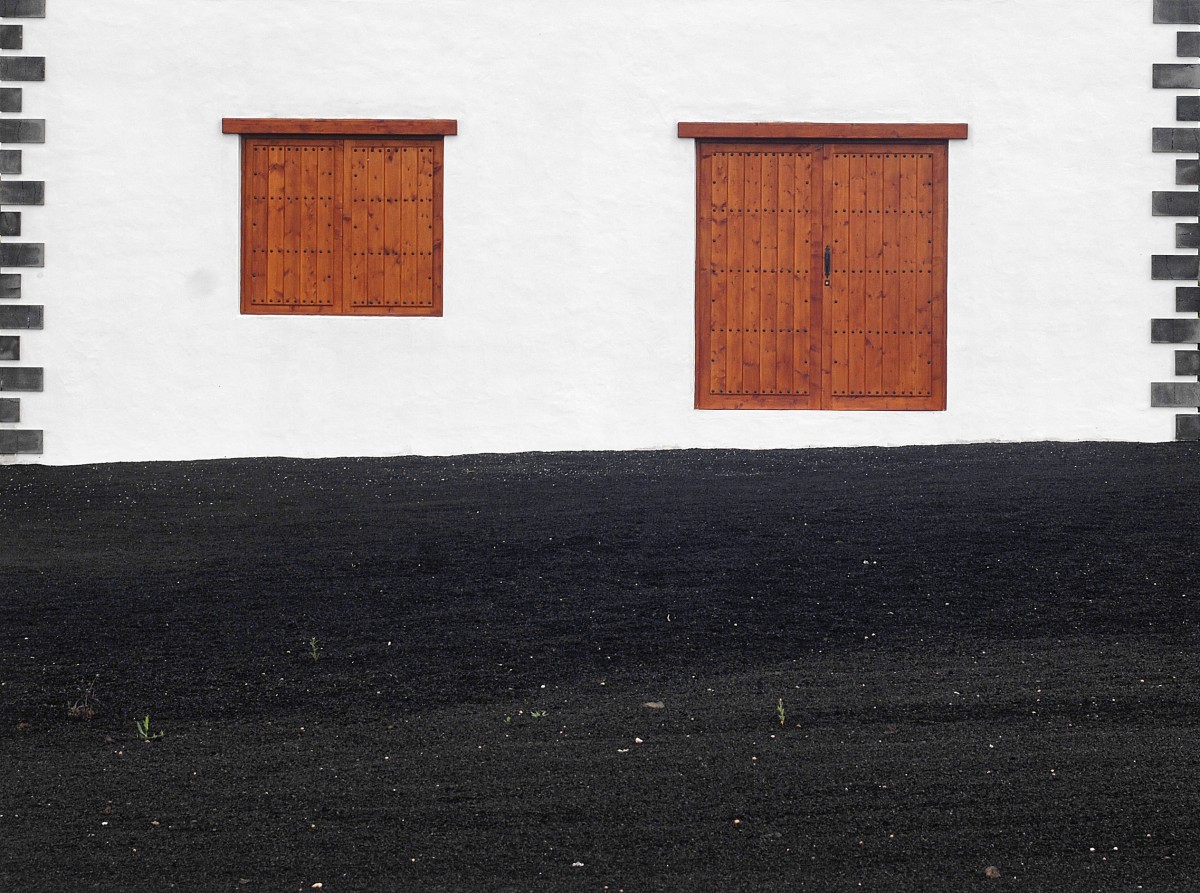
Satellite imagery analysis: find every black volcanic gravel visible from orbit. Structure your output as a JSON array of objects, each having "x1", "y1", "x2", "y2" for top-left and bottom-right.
[{"x1": 1, "y1": 442, "x2": 1198, "y2": 891}]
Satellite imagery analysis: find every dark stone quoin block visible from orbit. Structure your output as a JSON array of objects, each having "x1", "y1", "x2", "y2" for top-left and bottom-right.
[
  {"x1": 1156, "y1": 0, "x2": 1200, "y2": 24},
  {"x1": 0, "y1": 273, "x2": 20, "y2": 300},
  {"x1": 1154, "y1": 63, "x2": 1200, "y2": 88},
  {"x1": 0, "y1": 119, "x2": 44, "y2": 143},
  {"x1": 1179, "y1": 287, "x2": 1200, "y2": 312},
  {"x1": 0, "y1": 243, "x2": 43, "y2": 267},
  {"x1": 0, "y1": 397, "x2": 18, "y2": 423},
  {"x1": 1154, "y1": 128, "x2": 1200, "y2": 152},
  {"x1": 0, "y1": 305, "x2": 41, "y2": 328},
  {"x1": 1153, "y1": 255, "x2": 1200, "y2": 279},
  {"x1": 1152, "y1": 318, "x2": 1200, "y2": 342},
  {"x1": 0, "y1": 367, "x2": 41, "y2": 391},
  {"x1": 1153, "y1": 190, "x2": 1200, "y2": 215},
  {"x1": 0, "y1": 56, "x2": 43, "y2": 81},
  {"x1": 0, "y1": 335, "x2": 19, "y2": 361},
  {"x1": 1180, "y1": 31, "x2": 1200, "y2": 55},
  {"x1": 0, "y1": 0, "x2": 45, "y2": 16},
  {"x1": 0, "y1": 181, "x2": 44, "y2": 205},
  {"x1": 1177, "y1": 414, "x2": 1200, "y2": 440},
  {"x1": 0, "y1": 429, "x2": 41, "y2": 454}
]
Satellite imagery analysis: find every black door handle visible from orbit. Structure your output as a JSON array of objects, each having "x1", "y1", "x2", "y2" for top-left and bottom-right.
[{"x1": 824, "y1": 246, "x2": 831, "y2": 285}]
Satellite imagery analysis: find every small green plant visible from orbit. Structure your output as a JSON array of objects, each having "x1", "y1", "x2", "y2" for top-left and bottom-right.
[
  {"x1": 308, "y1": 636, "x2": 320, "y2": 662},
  {"x1": 776, "y1": 697, "x2": 786, "y2": 727},
  {"x1": 503, "y1": 715, "x2": 512, "y2": 724},
  {"x1": 135, "y1": 714, "x2": 164, "y2": 741},
  {"x1": 530, "y1": 710, "x2": 547, "y2": 719}
]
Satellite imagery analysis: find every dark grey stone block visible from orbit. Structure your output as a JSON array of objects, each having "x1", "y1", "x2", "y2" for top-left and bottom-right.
[
  {"x1": 0, "y1": 273, "x2": 20, "y2": 299},
  {"x1": 0, "y1": 56, "x2": 42, "y2": 81},
  {"x1": 0, "y1": 335, "x2": 18, "y2": 361},
  {"x1": 1177, "y1": 414, "x2": 1200, "y2": 440},
  {"x1": 0, "y1": 243, "x2": 42, "y2": 267},
  {"x1": 0, "y1": 24, "x2": 21, "y2": 49},
  {"x1": 1179, "y1": 286, "x2": 1200, "y2": 312},
  {"x1": 1178, "y1": 224, "x2": 1200, "y2": 249},
  {"x1": 1177, "y1": 159, "x2": 1200, "y2": 185},
  {"x1": 0, "y1": 181, "x2": 43, "y2": 204},
  {"x1": 0, "y1": 87, "x2": 20, "y2": 112},
  {"x1": 1153, "y1": 190, "x2": 1200, "y2": 215},
  {"x1": 1179, "y1": 96, "x2": 1200, "y2": 120},
  {"x1": 0, "y1": 150, "x2": 21, "y2": 175},
  {"x1": 1154, "y1": 128, "x2": 1200, "y2": 152},
  {"x1": 0, "y1": 304, "x2": 40, "y2": 328},
  {"x1": 1152, "y1": 381, "x2": 1200, "y2": 406},
  {"x1": 0, "y1": 0, "x2": 43, "y2": 16},
  {"x1": 1157, "y1": 0, "x2": 1200, "y2": 23},
  {"x1": 0, "y1": 429, "x2": 41, "y2": 454},
  {"x1": 0, "y1": 397, "x2": 17, "y2": 422},
  {"x1": 0, "y1": 366, "x2": 40, "y2": 390},
  {"x1": 1153, "y1": 254, "x2": 1200, "y2": 279},
  {"x1": 1154, "y1": 63, "x2": 1200, "y2": 87},
  {"x1": 0, "y1": 212, "x2": 20, "y2": 237},
  {"x1": 1175, "y1": 349, "x2": 1200, "y2": 374},
  {"x1": 1153, "y1": 317, "x2": 1200, "y2": 342},
  {"x1": 1180, "y1": 32, "x2": 1200, "y2": 55},
  {"x1": 0, "y1": 119, "x2": 44, "y2": 143}
]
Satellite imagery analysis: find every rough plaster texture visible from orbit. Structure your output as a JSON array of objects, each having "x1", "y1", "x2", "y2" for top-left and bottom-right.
[{"x1": 6, "y1": 0, "x2": 1184, "y2": 463}]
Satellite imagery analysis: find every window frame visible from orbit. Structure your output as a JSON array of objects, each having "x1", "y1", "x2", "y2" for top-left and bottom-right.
[
  {"x1": 679, "y1": 122, "x2": 968, "y2": 411},
  {"x1": 222, "y1": 118, "x2": 457, "y2": 317}
]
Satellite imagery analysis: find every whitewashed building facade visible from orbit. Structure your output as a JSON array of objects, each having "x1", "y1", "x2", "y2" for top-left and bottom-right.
[{"x1": 0, "y1": 0, "x2": 1195, "y2": 463}]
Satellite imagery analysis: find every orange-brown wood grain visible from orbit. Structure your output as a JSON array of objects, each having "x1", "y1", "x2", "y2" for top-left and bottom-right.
[
  {"x1": 678, "y1": 122, "x2": 967, "y2": 141},
  {"x1": 224, "y1": 118, "x2": 457, "y2": 136},
  {"x1": 696, "y1": 137, "x2": 951, "y2": 410},
  {"x1": 238, "y1": 133, "x2": 443, "y2": 316},
  {"x1": 696, "y1": 143, "x2": 822, "y2": 409}
]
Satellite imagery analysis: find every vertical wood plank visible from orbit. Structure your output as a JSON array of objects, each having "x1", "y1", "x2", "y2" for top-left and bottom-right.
[
  {"x1": 727, "y1": 149, "x2": 745, "y2": 396},
  {"x1": 266, "y1": 145, "x2": 286, "y2": 303},
  {"x1": 882, "y1": 151, "x2": 903, "y2": 396},
  {"x1": 742, "y1": 150, "x2": 762, "y2": 396},
  {"x1": 776, "y1": 150, "x2": 796, "y2": 396},
  {"x1": 417, "y1": 145, "x2": 436, "y2": 307},
  {"x1": 806, "y1": 150, "x2": 822, "y2": 400},
  {"x1": 864, "y1": 150, "x2": 884, "y2": 397},
  {"x1": 760, "y1": 151, "x2": 780, "y2": 394},
  {"x1": 927, "y1": 148, "x2": 948, "y2": 407},
  {"x1": 897, "y1": 151, "x2": 912, "y2": 396},
  {"x1": 402, "y1": 145, "x2": 419, "y2": 307},
  {"x1": 707, "y1": 148, "x2": 729, "y2": 397}
]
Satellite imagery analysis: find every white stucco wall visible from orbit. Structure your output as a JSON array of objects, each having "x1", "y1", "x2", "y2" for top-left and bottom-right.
[{"x1": 4, "y1": 0, "x2": 1184, "y2": 462}]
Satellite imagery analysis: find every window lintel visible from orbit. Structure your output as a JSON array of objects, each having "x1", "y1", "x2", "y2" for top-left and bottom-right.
[
  {"x1": 222, "y1": 118, "x2": 458, "y2": 136},
  {"x1": 677, "y1": 122, "x2": 968, "y2": 141}
]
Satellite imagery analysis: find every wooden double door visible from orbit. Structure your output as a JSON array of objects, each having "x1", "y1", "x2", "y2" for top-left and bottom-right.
[{"x1": 695, "y1": 141, "x2": 948, "y2": 410}]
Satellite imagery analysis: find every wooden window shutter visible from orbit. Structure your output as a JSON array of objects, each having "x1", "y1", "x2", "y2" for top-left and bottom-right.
[
  {"x1": 242, "y1": 139, "x2": 343, "y2": 312},
  {"x1": 823, "y1": 143, "x2": 947, "y2": 410},
  {"x1": 686, "y1": 124, "x2": 962, "y2": 410},
  {"x1": 344, "y1": 139, "x2": 442, "y2": 314},
  {"x1": 227, "y1": 120, "x2": 453, "y2": 316},
  {"x1": 697, "y1": 143, "x2": 823, "y2": 409}
]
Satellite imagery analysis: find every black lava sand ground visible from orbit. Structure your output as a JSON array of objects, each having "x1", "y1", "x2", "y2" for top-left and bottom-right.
[{"x1": 2, "y1": 443, "x2": 1198, "y2": 892}]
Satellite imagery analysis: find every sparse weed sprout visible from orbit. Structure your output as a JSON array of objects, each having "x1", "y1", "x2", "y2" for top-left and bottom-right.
[
  {"x1": 530, "y1": 710, "x2": 547, "y2": 719},
  {"x1": 777, "y1": 698, "x2": 786, "y2": 727},
  {"x1": 136, "y1": 714, "x2": 164, "y2": 741},
  {"x1": 308, "y1": 637, "x2": 320, "y2": 662},
  {"x1": 68, "y1": 676, "x2": 100, "y2": 721}
]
